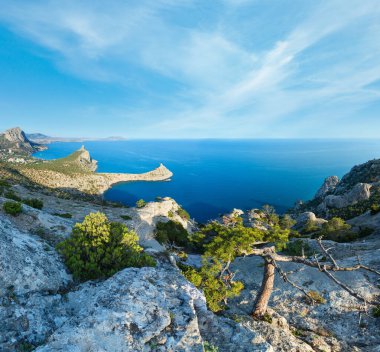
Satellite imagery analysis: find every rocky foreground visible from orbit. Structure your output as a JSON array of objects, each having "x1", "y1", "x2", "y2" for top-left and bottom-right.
[{"x1": 1, "y1": 151, "x2": 380, "y2": 351}]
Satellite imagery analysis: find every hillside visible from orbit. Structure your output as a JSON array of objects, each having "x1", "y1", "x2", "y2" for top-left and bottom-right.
[{"x1": 0, "y1": 127, "x2": 46, "y2": 156}]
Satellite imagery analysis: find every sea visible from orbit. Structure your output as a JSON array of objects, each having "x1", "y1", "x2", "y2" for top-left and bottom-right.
[{"x1": 34, "y1": 139, "x2": 380, "y2": 223}]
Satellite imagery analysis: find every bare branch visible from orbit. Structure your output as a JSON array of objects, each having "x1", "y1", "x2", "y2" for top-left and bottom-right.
[
  {"x1": 271, "y1": 258, "x2": 316, "y2": 304},
  {"x1": 317, "y1": 237, "x2": 339, "y2": 270}
]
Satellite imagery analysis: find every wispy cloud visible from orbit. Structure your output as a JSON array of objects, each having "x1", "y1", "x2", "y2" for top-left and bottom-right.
[{"x1": 0, "y1": 0, "x2": 379, "y2": 137}]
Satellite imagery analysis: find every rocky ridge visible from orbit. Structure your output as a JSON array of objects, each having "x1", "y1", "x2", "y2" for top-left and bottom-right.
[{"x1": 0, "y1": 127, "x2": 46, "y2": 155}]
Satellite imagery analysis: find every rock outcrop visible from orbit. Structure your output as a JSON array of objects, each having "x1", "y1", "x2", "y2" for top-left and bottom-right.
[{"x1": 315, "y1": 176, "x2": 339, "y2": 198}]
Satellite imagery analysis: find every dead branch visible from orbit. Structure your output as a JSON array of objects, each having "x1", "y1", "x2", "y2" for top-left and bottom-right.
[
  {"x1": 271, "y1": 258, "x2": 316, "y2": 304},
  {"x1": 317, "y1": 237, "x2": 339, "y2": 269}
]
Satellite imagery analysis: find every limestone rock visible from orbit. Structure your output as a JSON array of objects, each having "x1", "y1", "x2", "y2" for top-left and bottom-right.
[
  {"x1": 323, "y1": 183, "x2": 371, "y2": 209},
  {"x1": 295, "y1": 212, "x2": 327, "y2": 229},
  {"x1": 315, "y1": 176, "x2": 339, "y2": 199},
  {"x1": 0, "y1": 215, "x2": 72, "y2": 296}
]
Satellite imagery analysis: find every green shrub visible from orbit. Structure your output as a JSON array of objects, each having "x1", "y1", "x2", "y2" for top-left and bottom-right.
[
  {"x1": 120, "y1": 215, "x2": 132, "y2": 221},
  {"x1": 136, "y1": 199, "x2": 146, "y2": 208},
  {"x1": 372, "y1": 305, "x2": 380, "y2": 318},
  {"x1": 23, "y1": 198, "x2": 44, "y2": 210},
  {"x1": 4, "y1": 190, "x2": 21, "y2": 202},
  {"x1": 54, "y1": 212, "x2": 73, "y2": 219},
  {"x1": 177, "y1": 207, "x2": 190, "y2": 220},
  {"x1": 3, "y1": 201, "x2": 22, "y2": 216},
  {"x1": 370, "y1": 203, "x2": 380, "y2": 215},
  {"x1": 155, "y1": 220, "x2": 189, "y2": 247},
  {"x1": 302, "y1": 219, "x2": 319, "y2": 234},
  {"x1": 204, "y1": 341, "x2": 219, "y2": 352},
  {"x1": 57, "y1": 212, "x2": 155, "y2": 281},
  {"x1": 317, "y1": 217, "x2": 357, "y2": 242},
  {"x1": 283, "y1": 239, "x2": 313, "y2": 257},
  {"x1": 357, "y1": 227, "x2": 374, "y2": 238}
]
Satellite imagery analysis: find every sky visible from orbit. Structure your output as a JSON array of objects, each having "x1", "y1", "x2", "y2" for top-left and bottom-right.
[{"x1": 0, "y1": 0, "x2": 380, "y2": 139}]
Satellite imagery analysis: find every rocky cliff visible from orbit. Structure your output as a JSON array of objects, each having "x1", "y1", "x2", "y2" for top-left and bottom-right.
[
  {"x1": 0, "y1": 127, "x2": 46, "y2": 155},
  {"x1": 295, "y1": 158, "x2": 380, "y2": 220}
]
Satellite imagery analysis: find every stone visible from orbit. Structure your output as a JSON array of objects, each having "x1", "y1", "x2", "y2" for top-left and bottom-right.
[{"x1": 315, "y1": 176, "x2": 339, "y2": 199}]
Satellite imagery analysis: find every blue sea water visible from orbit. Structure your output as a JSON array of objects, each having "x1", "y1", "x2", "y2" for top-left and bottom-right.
[{"x1": 34, "y1": 139, "x2": 380, "y2": 223}]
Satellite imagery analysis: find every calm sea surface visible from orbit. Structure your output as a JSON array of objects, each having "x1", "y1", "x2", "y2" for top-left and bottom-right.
[{"x1": 34, "y1": 139, "x2": 380, "y2": 223}]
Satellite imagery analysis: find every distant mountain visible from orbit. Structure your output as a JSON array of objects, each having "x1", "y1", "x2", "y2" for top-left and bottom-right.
[
  {"x1": 27, "y1": 133, "x2": 127, "y2": 144},
  {"x1": 0, "y1": 127, "x2": 47, "y2": 155}
]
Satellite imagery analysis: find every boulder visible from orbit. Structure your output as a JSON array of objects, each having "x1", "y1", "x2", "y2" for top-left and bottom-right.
[
  {"x1": 324, "y1": 183, "x2": 371, "y2": 209},
  {"x1": 0, "y1": 215, "x2": 72, "y2": 296}
]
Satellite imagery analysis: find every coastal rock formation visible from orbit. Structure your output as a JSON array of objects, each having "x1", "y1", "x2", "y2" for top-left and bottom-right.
[
  {"x1": 296, "y1": 158, "x2": 380, "y2": 220},
  {"x1": 0, "y1": 127, "x2": 46, "y2": 154},
  {"x1": 314, "y1": 176, "x2": 339, "y2": 198},
  {"x1": 77, "y1": 145, "x2": 98, "y2": 172},
  {"x1": 15, "y1": 147, "x2": 173, "y2": 195}
]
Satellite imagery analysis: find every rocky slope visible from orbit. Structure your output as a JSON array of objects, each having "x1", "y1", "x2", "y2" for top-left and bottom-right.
[
  {"x1": 0, "y1": 127, "x2": 46, "y2": 155},
  {"x1": 0, "y1": 209, "x2": 272, "y2": 352}
]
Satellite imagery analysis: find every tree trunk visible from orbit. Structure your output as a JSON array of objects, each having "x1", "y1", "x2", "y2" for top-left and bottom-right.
[{"x1": 252, "y1": 257, "x2": 275, "y2": 317}]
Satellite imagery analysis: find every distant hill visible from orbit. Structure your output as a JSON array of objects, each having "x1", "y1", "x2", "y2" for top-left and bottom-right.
[
  {"x1": 0, "y1": 127, "x2": 46, "y2": 155},
  {"x1": 27, "y1": 133, "x2": 127, "y2": 144}
]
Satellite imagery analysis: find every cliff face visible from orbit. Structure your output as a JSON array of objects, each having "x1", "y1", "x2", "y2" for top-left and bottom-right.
[
  {"x1": 296, "y1": 158, "x2": 380, "y2": 220},
  {"x1": 0, "y1": 127, "x2": 46, "y2": 154}
]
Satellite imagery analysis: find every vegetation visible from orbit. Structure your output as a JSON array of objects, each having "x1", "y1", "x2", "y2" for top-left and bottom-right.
[
  {"x1": 370, "y1": 203, "x2": 380, "y2": 215},
  {"x1": 283, "y1": 239, "x2": 313, "y2": 257},
  {"x1": 177, "y1": 207, "x2": 190, "y2": 220},
  {"x1": 120, "y1": 215, "x2": 132, "y2": 221},
  {"x1": 373, "y1": 305, "x2": 380, "y2": 318},
  {"x1": 307, "y1": 290, "x2": 326, "y2": 304},
  {"x1": 54, "y1": 212, "x2": 73, "y2": 219},
  {"x1": 57, "y1": 212, "x2": 155, "y2": 281},
  {"x1": 203, "y1": 341, "x2": 219, "y2": 352},
  {"x1": 316, "y1": 217, "x2": 357, "y2": 242},
  {"x1": 24, "y1": 150, "x2": 93, "y2": 175},
  {"x1": 181, "y1": 217, "x2": 290, "y2": 312},
  {"x1": 302, "y1": 219, "x2": 319, "y2": 234},
  {"x1": 136, "y1": 199, "x2": 146, "y2": 208},
  {"x1": 3, "y1": 201, "x2": 22, "y2": 216},
  {"x1": 155, "y1": 220, "x2": 189, "y2": 247},
  {"x1": 4, "y1": 190, "x2": 21, "y2": 202},
  {"x1": 23, "y1": 198, "x2": 43, "y2": 210}
]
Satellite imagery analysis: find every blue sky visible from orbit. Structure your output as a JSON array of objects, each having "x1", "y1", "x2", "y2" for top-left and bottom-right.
[{"x1": 0, "y1": 0, "x2": 379, "y2": 138}]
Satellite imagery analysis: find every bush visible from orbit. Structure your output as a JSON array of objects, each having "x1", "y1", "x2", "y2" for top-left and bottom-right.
[
  {"x1": 54, "y1": 212, "x2": 73, "y2": 219},
  {"x1": 373, "y1": 305, "x2": 380, "y2": 318},
  {"x1": 177, "y1": 207, "x2": 190, "y2": 220},
  {"x1": 370, "y1": 204, "x2": 380, "y2": 215},
  {"x1": 120, "y1": 215, "x2": 132, "y2": 221},
  {"x1": 57, "y1": 212, "x2": 155, "y2": 281},
  {"x1": 4, "y1": 190, "x2": 21, "y2": 202},
  {"x1": 23, "y1": 198, "x2": 44, "y2": 210},
  {"x1": 136, "y1": 199, "x2": 146, "y2": 208},
  {"x1": 3, "y1": 201, "x2": 22, "y2": 216},
  {"x1": 317, "y1": 217, "x2": 357, "y2": 242},
  {"x1": 155, "y1": 220, "x2": 189, "y2": 247},
  {"x1": 283, "y1": 239, "x2": 313, "y2": 257}
]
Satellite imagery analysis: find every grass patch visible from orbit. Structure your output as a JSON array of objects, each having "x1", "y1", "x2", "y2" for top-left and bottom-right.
[
  {"x1": 120, "y1": 215, "x2": 132, "y2": 221},
  {"x1": 54, "y1": 212, "x2": 73, "y2": 219}
]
